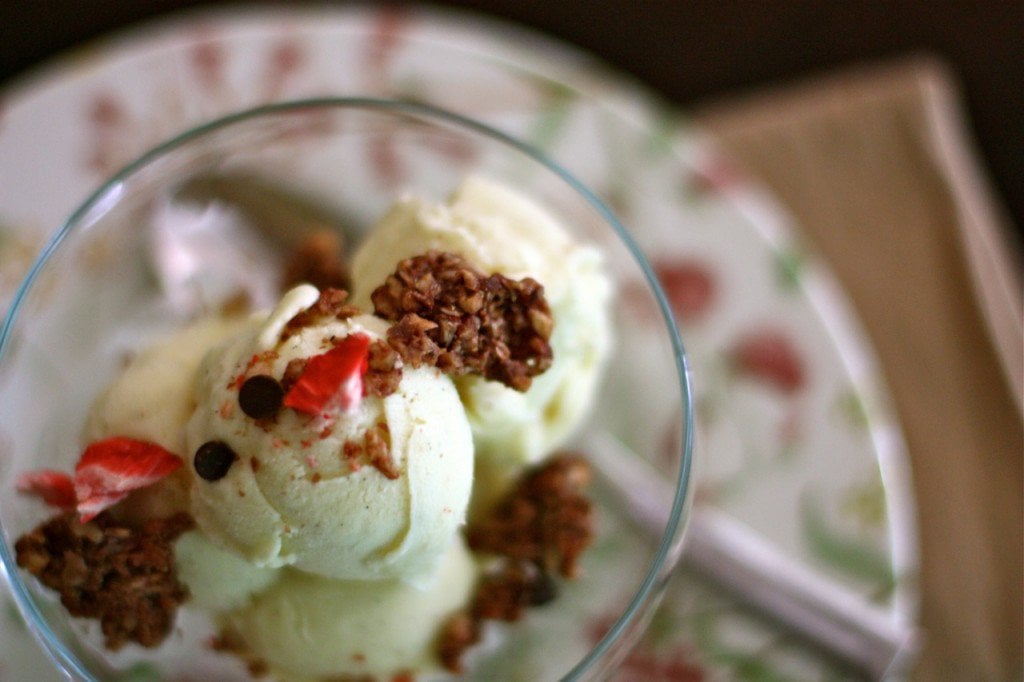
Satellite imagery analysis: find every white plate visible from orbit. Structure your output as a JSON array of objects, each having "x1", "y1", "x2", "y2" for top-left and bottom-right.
[{"x1": 0, "y1": 6, "x2": 917, "y2": 680}]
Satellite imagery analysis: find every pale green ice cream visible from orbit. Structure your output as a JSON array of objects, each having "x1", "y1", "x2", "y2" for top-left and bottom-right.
[
  {"x1": 222, "y1": 537, "x2": 478, "y2": 681},
  {"x1": 74, "y1": 177, "x2": 610, "y2": 679},
  {"x1": 84, "y1": 315, "x2": 248, "y2": 522},
  {"x1": 350, "y1": 177, "x2": 613, "y2": 498},
  {"x1": 174, "y1": 530, "x2": 280, "y2": 612},
  {"x1": 185, "y1": 284, "x2": 475, "y2": 585},
  {"x1": 85, "y1": 315, "x2": 248, "y2": 455}
]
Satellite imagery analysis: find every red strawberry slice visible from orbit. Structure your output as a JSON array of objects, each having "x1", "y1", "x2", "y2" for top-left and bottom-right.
[
  {"x1": 283, "y1": 333, "x2": 371, "y2": 416},
  {"x1": 16, "y1": 470, "x2": 76, "y2": 510},
  {"x1": 74, "y1": 437, "x2": 182, "y2": 522}
]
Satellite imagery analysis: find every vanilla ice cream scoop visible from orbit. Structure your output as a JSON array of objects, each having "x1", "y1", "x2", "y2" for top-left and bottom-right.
[
  {"x1": 85, "y1": 316, "x2": 248, "y2": 456},
  {"x1": 222, "y1": 537, "x2": 478, "y2": 681},
  {"x1": 84, "y1": 316, "x2": 249, "y2": 522},
  {"x1": 350, "y1": 177, "x2": 613, "y2": 490},
  {"x1": 185, "y1": 284, "x2": 474, "y2": 585}
]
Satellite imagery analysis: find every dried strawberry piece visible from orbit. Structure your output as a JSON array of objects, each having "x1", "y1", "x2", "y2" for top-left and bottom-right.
[
  {"x1": 16, "y1": 470, "x2": 76, "y2": 510},
  {"x1": 283, "y1": 333, "x2": 371, "y2": 416},
  {"x1": 74, "y1": 437, "x2": 182, "y2": 522}
]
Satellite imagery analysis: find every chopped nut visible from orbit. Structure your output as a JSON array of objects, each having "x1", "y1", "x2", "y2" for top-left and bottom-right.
[
  {"x1": 365, "y1": 340, "x2": 402, "y2": 398},
  {"x1": 439, "y1": 453, "x2": 595, "y2": 672},
  {"x1": 281, "y1": 230, "x2": 350, "y2": 292},
  {"x1": 371, "y1": 251, "x2": 554, "y2": 391},
  {"x1": 14, "y1": 511, "x2": 194, "y2": 650},
  {"x1": 438, "y1": 610, "x2": 480, "y2": 673},
  {"x1": 465, "y1": 453, "x2": 594, "y2": 578},
  {"x1": 280, "y1": 288, "x2": 360, "y2": 342},
  {"x1": 365, "y1": 423, "x2": 399, "y2": 480}
]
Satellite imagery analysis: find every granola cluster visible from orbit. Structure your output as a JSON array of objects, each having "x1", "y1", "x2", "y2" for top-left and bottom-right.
[
  {"x1": 439, "y1": 454, "x2": 595, "y2": 671},
  {"x1": 279, "y1": 287, "x2": 361, "y2": 342},
  {"x1": 465, "y1": 453, "x2": 594, "y2": 577},
  {"x1": 14, "y1": 511, "x2": 194, "y2": 649},
  {"x1": 281, "y1": 229, "x2": 350, "y2": 293},
  {"x1": 371, "y1": 250, "x2": 554, "y2": 392}
]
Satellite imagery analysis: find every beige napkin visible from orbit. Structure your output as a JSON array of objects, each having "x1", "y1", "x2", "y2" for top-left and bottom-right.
[{"x1": 694, "y1": 56, "x2": 1023, "y2": 680}]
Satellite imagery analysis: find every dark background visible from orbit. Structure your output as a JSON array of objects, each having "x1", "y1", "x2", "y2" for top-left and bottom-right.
[{"x1": 2, "y1": 1, "x2": 1022, "y2": 241}]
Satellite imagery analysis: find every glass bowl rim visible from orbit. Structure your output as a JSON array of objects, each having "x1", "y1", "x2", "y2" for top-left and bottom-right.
[{"x1": 0, "y1": 96, "x2": 695, "y2": 681}]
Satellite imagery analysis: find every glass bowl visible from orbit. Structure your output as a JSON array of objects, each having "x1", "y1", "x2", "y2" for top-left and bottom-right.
[{"x1": 0, "y1": 98, "x2": 693, "y2": 681}]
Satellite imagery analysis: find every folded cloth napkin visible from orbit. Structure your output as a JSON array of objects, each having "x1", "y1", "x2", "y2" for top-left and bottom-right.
[{"x1": 694, "y1": 56, "x2": 1023, "y2": 680}]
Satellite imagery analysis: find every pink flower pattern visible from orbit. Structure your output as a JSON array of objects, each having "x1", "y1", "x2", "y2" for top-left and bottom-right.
[
  {"x1": 728, "y1": 329, "x2": 807, "y2": 394},
  {"x1": 655, "y1": 259, "x2": 717, "y2": 323}
]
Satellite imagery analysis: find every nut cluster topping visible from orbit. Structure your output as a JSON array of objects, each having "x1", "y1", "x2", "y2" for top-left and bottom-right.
[
  {"x1": 371, "y1": 250, "x2": 554, "y2": 392},
  {"x1": 281, "y1": 229, "x2": 350, "y2": 293},
  {"x1": 279, "y1": 287, "x2": 361, "y2": 342},
  {"x1": 439, "y1": 453, "x2": 595, "y2": 672},
  {"x1": 365, "y1": 339, "x2": 402, "y2": 398},
  {"x1": 465, "y1": 453, "x2": 593, "y2": 578},
  {"x1": 14, "y1": 511, "x2": 194, "y2": 650}
]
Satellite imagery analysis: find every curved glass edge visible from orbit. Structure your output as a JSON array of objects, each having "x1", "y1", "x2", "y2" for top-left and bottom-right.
[{"x1": 0, "y1": 97, "x2": 695, "y2": 682}]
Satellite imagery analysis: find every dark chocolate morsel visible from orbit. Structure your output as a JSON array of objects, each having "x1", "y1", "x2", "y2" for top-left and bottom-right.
[
  {"x1": 238, "y1": 374, "x2": 284, "y2": 419},
  {"x1": 528, "y1": 569, "x2": 559, "y2": 606},
  {"x1": 194, "y1": 441, "x2": 237, "y2": 481}
]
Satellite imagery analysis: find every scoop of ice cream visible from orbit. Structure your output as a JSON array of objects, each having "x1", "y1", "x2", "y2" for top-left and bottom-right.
[
  {"x1": 350, "y1": 177, "x2": 613, "y2": 480},
  {"x1": 84, "y1": 316, "x2": 249, "y2": 522},
  {"x1": 174, "y1": 530, "x2": 280, "y2": 612},
  {"x1": 185, "y1": 284, "x2": 474, "y2": 585},
  {"x1": 85, "y1": 316, "x2": 248, "y2": 456},
  {"x1": 221, "y1": 537, "x2": 478, "y2": 681}
]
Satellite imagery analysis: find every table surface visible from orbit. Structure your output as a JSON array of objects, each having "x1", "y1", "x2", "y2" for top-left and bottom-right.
[
  {"x1": 694, "y1": 59, "x2": 1022, "y2": 680},
  {"x1": 0, "y1": 3, "x2": 1021, "y2": 680}
]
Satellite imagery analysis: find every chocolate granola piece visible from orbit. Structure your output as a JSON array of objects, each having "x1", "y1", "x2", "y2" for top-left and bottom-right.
[
  {"x1": 364, "y1": 339, "x2": 402, "y2": 398},
  {"x1": 465, "y1": 453, "x2": 594, "y2": 578},
  {"x1": 364, "y1": 422, "x2": 399, "y2": 480},
  {"x1": 279, "y1": 357, "x2": 309, "y2": 394},
  {"x1": 437, "y1": 610, "x2": 480, "y2": 673},
  {"x1": 370, "y1": 250, "x2": 554, "y2": 391},
  {"x1": 281, "y1": 229, "x2": 350, "y2": 292},
  {"x1": 472, "y1": 560, "x2": 538, "y2": 622},
  {"x1": 280, "y1": 288, "x2": 361, "y2": 342},
  {"x1": 437, "y1": 558, "x2": 565, "y2": 672},
  {"x1": 14, "y1": 511, "x2": 194, "y2": 650},
  {"x1": 439, "y1": 454, "x2": 595, "y2": 672}
]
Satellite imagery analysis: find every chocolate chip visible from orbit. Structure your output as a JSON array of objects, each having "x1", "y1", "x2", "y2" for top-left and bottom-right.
[
  {"x1": 238, "y1": 374, "x2": 284, "y2": 419},
  {"x1": 529, "y1": 569, "x2": 559, "y2": 606},
  {"x1": 194, "y1": 441, "x2": 237, "y2": 481}
]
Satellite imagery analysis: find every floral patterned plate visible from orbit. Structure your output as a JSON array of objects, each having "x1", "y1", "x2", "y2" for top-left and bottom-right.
[{"x1": 0, "y1": 6, "x2": 917, "y2": 680}]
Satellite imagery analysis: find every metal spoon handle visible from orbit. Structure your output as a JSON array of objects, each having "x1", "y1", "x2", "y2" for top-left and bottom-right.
[{"x1": 583, "y1": 431, "x2": 920, "y2": 679}]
